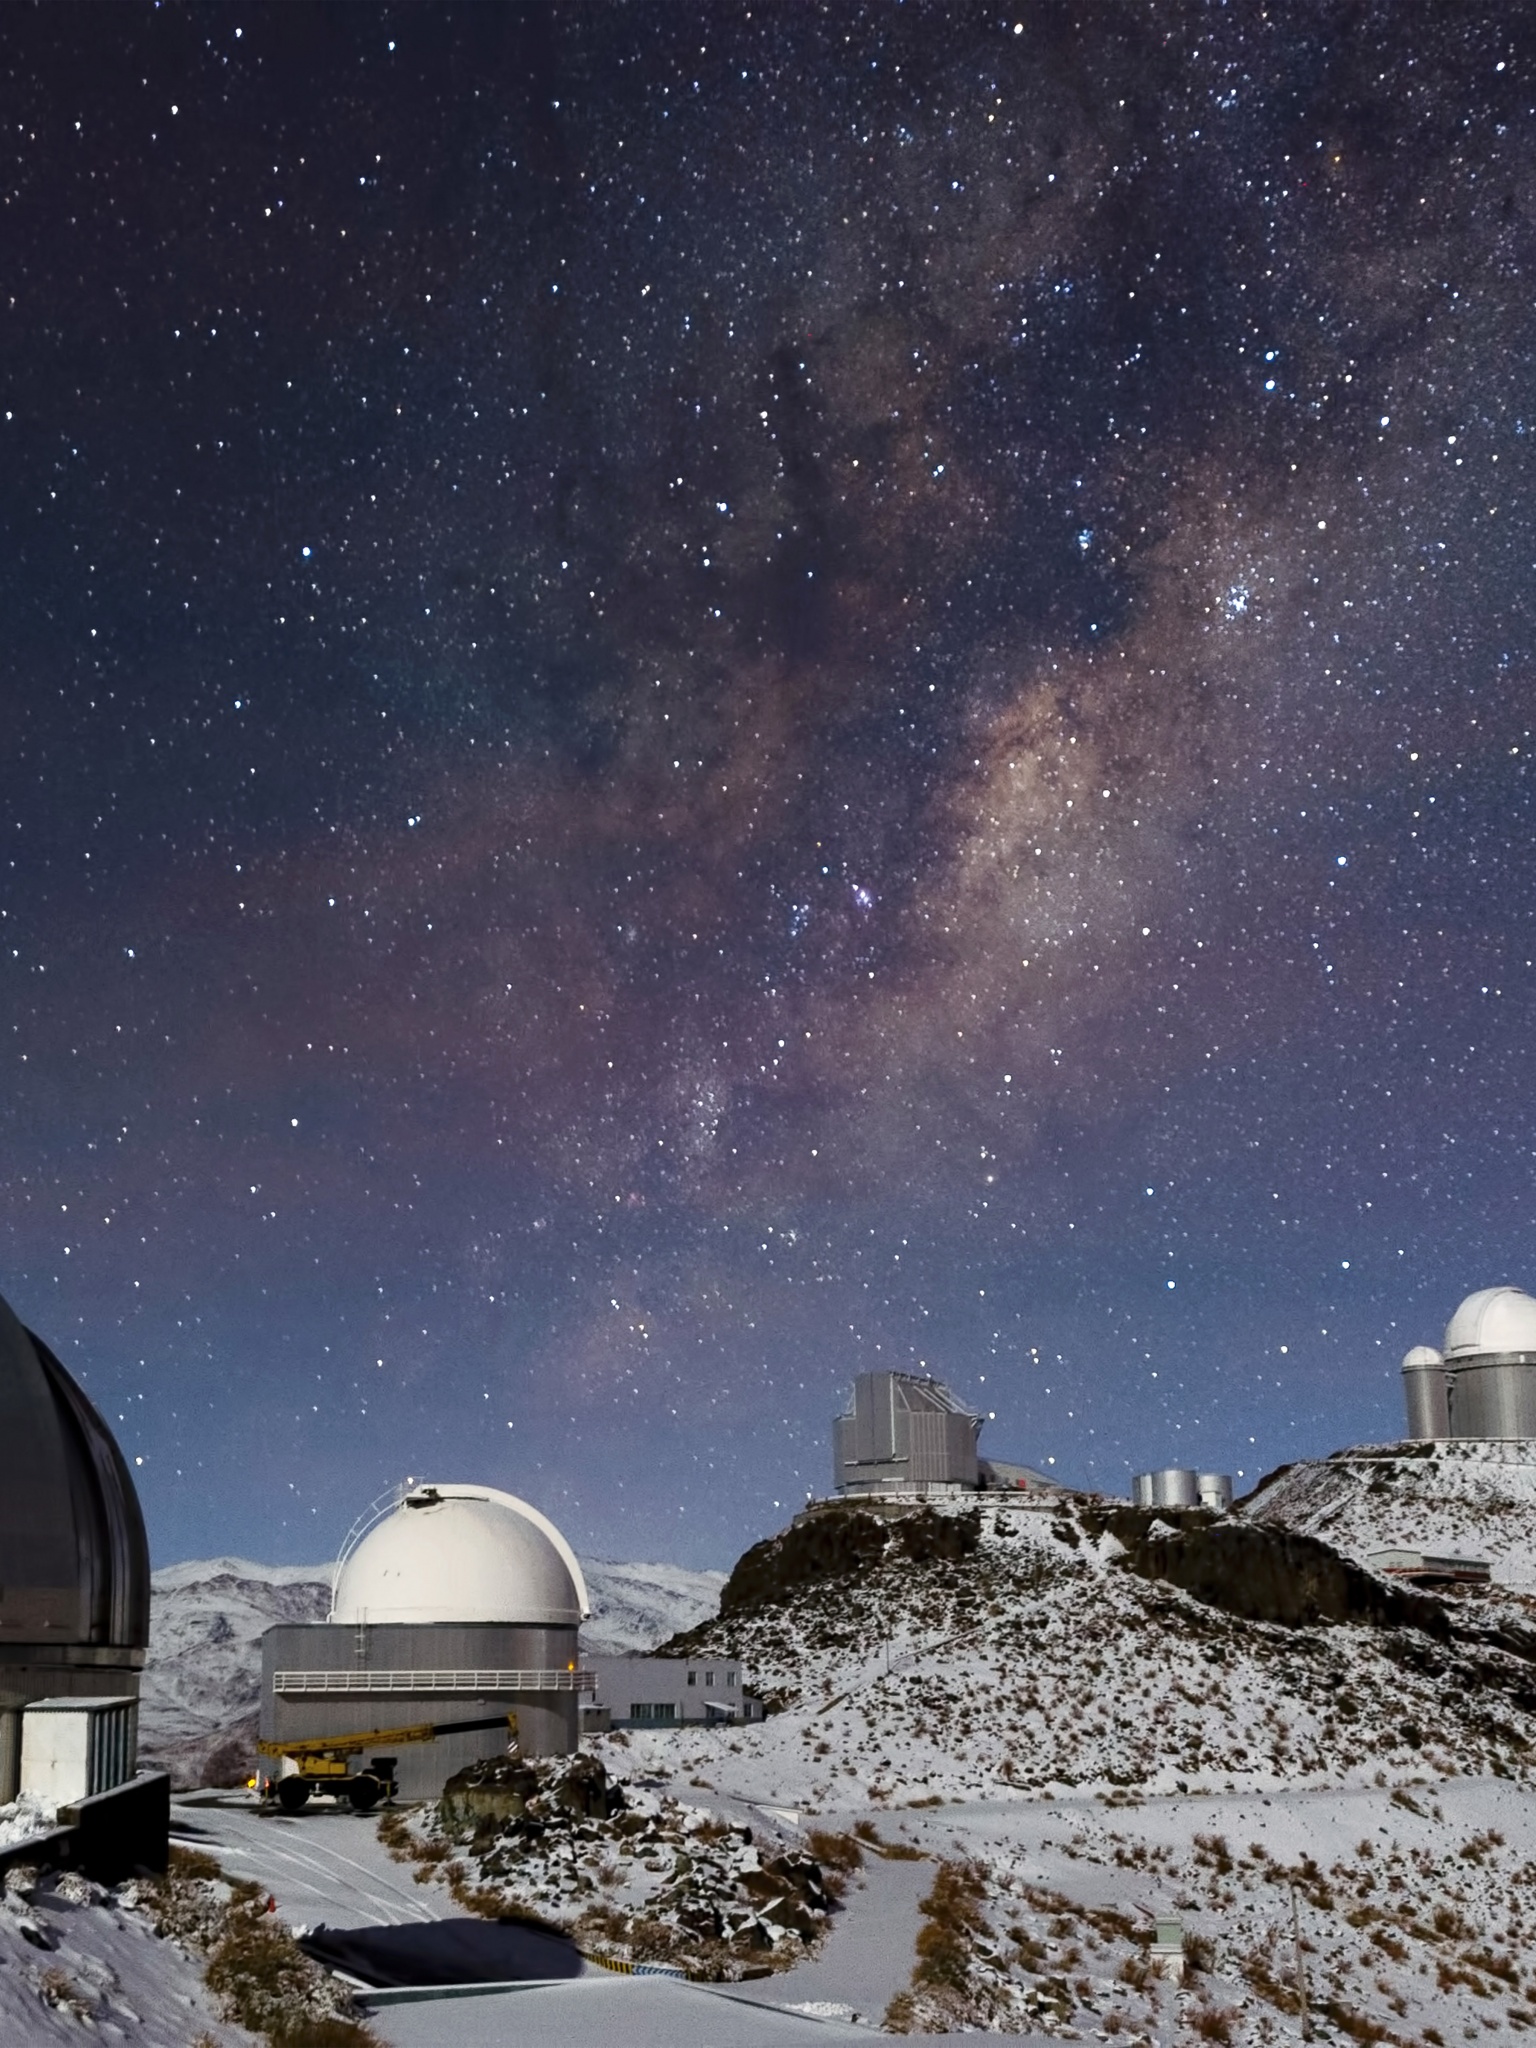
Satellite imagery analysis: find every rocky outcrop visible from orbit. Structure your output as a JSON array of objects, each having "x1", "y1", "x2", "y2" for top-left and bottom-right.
[
  {"x1": 1085, "y1": 1507, "x2": 1451, "y2": 1634},
  {"x1": 712, "y1": 1505, "x2": 981, "y2": 1620}
]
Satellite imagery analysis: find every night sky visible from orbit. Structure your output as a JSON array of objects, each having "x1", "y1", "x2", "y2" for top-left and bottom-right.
[{"x1": 4, "y1": 2, "x2": 1534, "y2": 1570}]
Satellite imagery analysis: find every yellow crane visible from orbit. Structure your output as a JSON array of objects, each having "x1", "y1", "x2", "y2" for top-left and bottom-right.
[{"x1": 256, "y1": 1711, "x2": 519, "y2": 1813}]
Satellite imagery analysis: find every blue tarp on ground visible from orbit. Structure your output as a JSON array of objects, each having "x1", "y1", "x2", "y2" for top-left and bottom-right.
[{"x1": 298, "y1": 1914, "x2": 582, "y2": 1987}]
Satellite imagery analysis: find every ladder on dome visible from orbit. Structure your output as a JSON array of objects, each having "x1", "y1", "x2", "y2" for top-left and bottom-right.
[{"x1": 328, "y1": 1478, "x2": 414, "y2": 1622}]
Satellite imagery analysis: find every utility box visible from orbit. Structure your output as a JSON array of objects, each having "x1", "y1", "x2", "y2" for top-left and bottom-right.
[
  {"x1": 1150, "y1": 1918, "x2": 1185, "y2": 1982},
  {"x1": 20, "y1": 1697, "x2": 138, "y2": 1806}
]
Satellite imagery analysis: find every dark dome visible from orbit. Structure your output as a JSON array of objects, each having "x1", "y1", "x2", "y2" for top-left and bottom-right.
[{"x1": 0, "y1": 1290, "x2": 149, "y2": 1654}]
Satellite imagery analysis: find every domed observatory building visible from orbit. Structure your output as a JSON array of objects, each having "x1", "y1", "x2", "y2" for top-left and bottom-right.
[
  {"x1": 0, "y1": 1288, "x2": 150, "y2": 1795},
  {"x1": 260, "y1": 1483, "x2": 591, "y2": 1799},
  {"x1": 1401, "y1": 1287, "x2": 1536, "y2": 1440}
]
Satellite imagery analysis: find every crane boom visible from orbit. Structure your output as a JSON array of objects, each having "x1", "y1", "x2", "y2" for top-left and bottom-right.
[{"x1": 256, "y1": 1710, "x2": 518, "y2": 1761}]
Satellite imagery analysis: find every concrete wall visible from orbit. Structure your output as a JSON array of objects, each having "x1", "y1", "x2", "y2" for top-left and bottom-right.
[{"x1": 260, "y1": 1621, "x2": 581, "y2": 1799}]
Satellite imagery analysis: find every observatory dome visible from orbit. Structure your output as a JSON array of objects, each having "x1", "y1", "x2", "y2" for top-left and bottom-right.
[
  {"x1": 1443, "y1": 1287, "x2": 1536, "y2": 1359},
  {"x1": 0, "y1": 1287, "x2": 149, "y2": 1655},
  {"x1": 1401, "y1": 1345, "x2": 1445, "y2": 1371},
  {"x1": 330, "y1": 1483, "x2": 590, "y2": 1628}
]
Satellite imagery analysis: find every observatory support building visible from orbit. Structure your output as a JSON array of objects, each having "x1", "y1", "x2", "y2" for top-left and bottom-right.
[
  {"x1": 261, "y1": 1483, "x2": 591, "y2": 1800},
  {"x1": 1401, "y1": 1288, "x2": 1536, "y2": 1440}
]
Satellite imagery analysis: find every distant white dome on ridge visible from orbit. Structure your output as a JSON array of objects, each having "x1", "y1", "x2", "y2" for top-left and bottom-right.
[
  {"x1": 330, "y1": 1483, "x2": 590, "y2": 1627},
  {"x1": 1443, "y1": 1287, "x2": 1536, "y2": 1360}
]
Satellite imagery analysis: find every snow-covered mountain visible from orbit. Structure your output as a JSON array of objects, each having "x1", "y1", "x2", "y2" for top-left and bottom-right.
[
  {"x1": 579, "y1": 1554, "x2": 728, "y2": 1653},
  {"x1": 1238, "y1": 1437, "x2": 1536, "y2": 1590},
  {"x1": 634, "y1": 1492, "x2": 1536, "y2": 1808},
  {"x1": 140, "y1": 1551, "x2": 725, "y2": 1786}
]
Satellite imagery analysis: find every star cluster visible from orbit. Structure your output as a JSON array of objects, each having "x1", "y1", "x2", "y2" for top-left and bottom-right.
[{"x1": 2, "y1": 2, "x2": 1534, "y2": 1564}]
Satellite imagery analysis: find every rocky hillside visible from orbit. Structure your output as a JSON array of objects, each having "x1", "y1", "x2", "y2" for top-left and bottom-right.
[
  {"x1": 141, "y1": 1551, "x2": 726, "y2": 1787},
  {"x1": 628, "y1": 1494, "x2": 1536, "y2": 1809},
  {"x1": 1239, "y1": 1438, "x2": 1536, "y2": 1593}
]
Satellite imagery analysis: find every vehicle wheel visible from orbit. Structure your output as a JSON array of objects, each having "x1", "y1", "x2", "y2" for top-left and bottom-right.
[
  {"x1": 348, "y1": 1773, "x2": 382, "y2": 1813},
  {"x1": 276, "y1": 1777, "x2": 311, "y2": 1814}
]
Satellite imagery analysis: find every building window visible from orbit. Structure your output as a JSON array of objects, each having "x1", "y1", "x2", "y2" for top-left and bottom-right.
[
  {"x1": 727, "y1": 1670, "x2": 737, "y2": 1687},
  {"x1": 705, "y1": 1669, "x2": 715, "y2": 1687},
  {"x1": 687, "y1": 1671, "x2": 696, "y2": 1686},
  {"x1": 630, "y1": 1704, "x2": 676, "y2": 1724}
]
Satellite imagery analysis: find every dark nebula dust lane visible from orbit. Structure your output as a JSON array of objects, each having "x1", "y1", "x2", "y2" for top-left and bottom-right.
[{"x1": 2, "y1": 2, "x2": 1534, "y2": 1565}]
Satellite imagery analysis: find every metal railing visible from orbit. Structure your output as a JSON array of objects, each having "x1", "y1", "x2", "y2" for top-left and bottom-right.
[{"x1": 273, "y1": 1668, "x2": 595, "y2": 1696}]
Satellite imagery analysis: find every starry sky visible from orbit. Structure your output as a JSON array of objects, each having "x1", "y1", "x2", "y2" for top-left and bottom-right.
[{"x1": 3, "y1": 2, "x2": 1534, "y2": 1570}]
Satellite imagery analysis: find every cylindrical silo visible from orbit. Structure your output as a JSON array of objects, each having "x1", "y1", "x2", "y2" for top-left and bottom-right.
[
  {"x1": 1400, "y1": 1346, "x2": 1449, "y2": 1439},
  {"x1": 1133, "y1": 1468, "x2": 1201, "y2": 1510},
  {"x1": 1196, "y1": 1472, "x2": 1233, "y2": 1513},
  {"x1": 1447, "y1": 1360, "x2": 1536, "y2": 1439}
]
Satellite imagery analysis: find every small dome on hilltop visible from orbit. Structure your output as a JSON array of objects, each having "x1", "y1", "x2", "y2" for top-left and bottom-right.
[
  {"x1": 1444, "y1": 1287, "x2": 1536, "y2": 1359},
  {"x1": 330, "y1": 1483, "x2": 589, "y2": 1627},
  {"x1": 1402, "y1": 1345, "x2": 1444, "y2": 1370}
]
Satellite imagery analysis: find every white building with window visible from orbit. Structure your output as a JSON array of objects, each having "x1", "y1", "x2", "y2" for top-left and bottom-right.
[{"x1": 584, "y1": 1654, "x2": 761, "y2": 1731}]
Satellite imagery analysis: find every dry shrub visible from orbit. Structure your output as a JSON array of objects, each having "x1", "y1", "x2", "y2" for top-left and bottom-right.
[
  {"x1": 1317, "y1": 2000, "x2": 1395, "y2": 2044},
  {"x1": 135, "y1": 1843, "x2": 377, "y2": 2048},
  {"x1": 850, "y1": 1819, "x2": 923, "y2": 1860},
  {"x1": 374, "y1": 1810, "x2": 415, "y2": 1862},
  {"x1": 1190, "y1": 2003, "x2": 1236, "y2": 2043},
  {"x1": 805, "y1": 1828, "x2": 864, "y2": 1874},
  {"x1": 912, "y1": 1860, "x2": 989, "y2": 1994},
  {"x1": 883, "y1": 1987, "x2": 918, "y2": 2032},
  {"x1": 204, "y1": 1911, "x2": 377, "y2": 2047},
  {"x1": 39, "y1": 1967, "x2": 94, "y2": 2018}
]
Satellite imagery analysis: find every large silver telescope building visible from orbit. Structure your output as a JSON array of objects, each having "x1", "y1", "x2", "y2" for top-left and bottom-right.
[
  {"x1": 834, "y1": 1372, "x2": 982, "y2": 1495},
  {"x1": 1401, "y1": 1286, "x2": 1536, "y2": 1440}
]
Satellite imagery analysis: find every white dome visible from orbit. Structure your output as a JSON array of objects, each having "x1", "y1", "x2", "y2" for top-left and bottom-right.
[
  {"x1": 1443, "y1": 1287, "x2": 1536, "y2": 1360},
  {"x1": 1401, "y1": 1345, "x2": 1444, "y2": 1371},
  {"x1": 330, "y1": 1483, "x2": 589, "y2": 1627}
]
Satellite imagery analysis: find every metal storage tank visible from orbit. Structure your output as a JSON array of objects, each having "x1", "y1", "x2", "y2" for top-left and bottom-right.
[
  {"x1": 1400, "y1": 1345, "x2": 1450, "y2": 1439},
  {"x1": 1132, "y1": 1468, "x2": 1202, "y2": 1510},
  {"x1": 0, "y1": 1288, "x2": 150, "y2": 1799},
  {"x1": 261, "y1": 1483, "x2": 591, "y2": 1798},
  {"x1": 1133, "y1": 1468, "x2": 1232, "y2": 1512}
]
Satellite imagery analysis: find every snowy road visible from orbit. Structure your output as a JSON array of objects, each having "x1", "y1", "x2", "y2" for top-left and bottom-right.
[
  {"x1": 733, "y1": 1842, "x2": 933, "y2": 2027},
  {"x1": 171, "y1": 1795, "x2": 448, "y2": 1927}
]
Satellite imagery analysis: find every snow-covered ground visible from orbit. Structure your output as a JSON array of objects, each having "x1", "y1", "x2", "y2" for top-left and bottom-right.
[
  {"x1": 117, "y1": 1463, "x2": 1536, "y2": 2038},
  {"x1": 1240, "y1": 1436, "x2": 1536, "y2": 1590},
  {"x1": 547, "y1": 1491, "x2": 1536, "y2": 2037},
  {"x1": 0, "y1": 1790, "x2": 60, "y2": 1849},
  {"x1": 0, "y1": 1867, "x2": 258, "y2": 2045},
  {"x1": 616, "y1": 1497, "x2": 1536, "y2": 1810},
  {"x1": 141, "y1": 1551, "x2": 726, "y2": 1786}
]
